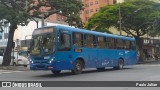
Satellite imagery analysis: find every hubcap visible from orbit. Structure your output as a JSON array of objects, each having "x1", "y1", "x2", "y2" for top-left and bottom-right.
[
  {"x1": 76, "y1": 63, "x2": 81, "y2": 70},
  {"x1": 119, "y1": 60, "x2": 123, "y2": 68}
]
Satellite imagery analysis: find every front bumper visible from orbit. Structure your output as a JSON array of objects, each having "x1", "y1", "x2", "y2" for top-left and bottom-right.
[
  {"x1": 17, "y1": 61, "x2": 28, "y2": 66},
  {"x1": 30, "y1": 63, "x2": 55, "y2": 70}
]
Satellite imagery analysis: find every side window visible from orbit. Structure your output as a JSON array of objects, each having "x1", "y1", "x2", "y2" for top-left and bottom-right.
[
  {"x1": 58, "y1": 31, "x2": 71, "y2": 51},
  {"x1": 116, "y1": 39, "x2": 125, "y2": 49},
  {"x1": 124, "y1": 40, "x2": 131, "y2": 50},
  {"x1": 131, "y1": 41, "x2": 136, "y2": 50},
  {"x1": 97, "y1": 36, "x2": 106, "y2": 48},
  {"x1": 73, "y1": 32, "x2": 83, "y2": 47},
  {"x1": 106, "y1": 38, "x2": 115, "y2": 49},
  {"x1": 84, "y1": 34, "x2": 94, "y2": 48}
]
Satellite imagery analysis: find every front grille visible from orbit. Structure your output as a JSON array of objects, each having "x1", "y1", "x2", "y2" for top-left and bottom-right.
[
  {"x1": 35, "y1": 61, "x2": 47, "y2": 64},
  {"x1": 36, "y1": 65, "x2": 45, "y2": 68},
  {"x1": 34, "y1": 60, "x2": 48, "y2": 64}
]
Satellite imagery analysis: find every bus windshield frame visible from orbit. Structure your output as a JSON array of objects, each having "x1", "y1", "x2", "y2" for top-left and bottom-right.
[{"x1": 30, "y1": 27, "x2": 56, "y2": 56}]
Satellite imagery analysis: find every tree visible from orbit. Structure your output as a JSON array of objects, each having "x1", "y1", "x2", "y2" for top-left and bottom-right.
[
  {"x1": 29, "y1": 0, "x2": 83, "y2": 28},
  {"x1": 0, "y1": 0, "x2": 83, "y2": 66},
  {"x1": 148, "y1": 2, "x2": 160, "y2": 36},
  {"x1": 85, "y1": 0, "x2": 160, "y2": 62},
  {"x1": 0, "y1": 0, "x2": 29, "y2": 66}
]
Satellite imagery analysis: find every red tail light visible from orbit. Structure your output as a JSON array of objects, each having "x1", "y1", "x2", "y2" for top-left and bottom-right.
[{"x1": 18, "y1": 59, "x2": 22, "y2": 61}]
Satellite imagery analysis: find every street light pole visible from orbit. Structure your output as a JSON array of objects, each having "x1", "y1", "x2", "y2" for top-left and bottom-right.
[
  {"x1": 41, "y1": 10, "x2": 62, "y2": 27},
  {"x1": 41, "y1": 16, "x2": 45, "y2": 27},
  {"x1": 119, "y1": 3, "x2": 122, "y2": 35}
]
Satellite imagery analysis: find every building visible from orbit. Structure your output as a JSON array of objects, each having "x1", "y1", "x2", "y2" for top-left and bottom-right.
[
  {"x1": 14, "y1": 20, "x2": 69, "y2": 50},
  {"x1": 116, "y1": 0, "x2": 124, "y2": 3},
  {"x1": 80, "y1": 0, "x2": 116, "y2": 24},
  {"x1": 0, "y1": 0, "x2": 69, "y2": 52},
  {"x1": 31, "y1": 0, "x2": 66, "y2": 25},
  {"x1": 0, "y1": 20, "x2": 69, "y2": 53},
  {"x1": 0, "y1": 22, "x2": 10, "y2": 54}
]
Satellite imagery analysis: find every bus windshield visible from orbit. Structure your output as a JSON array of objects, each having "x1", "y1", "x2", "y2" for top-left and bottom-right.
[{"x1": 30, "y1": 28, "x2": 56, "y2": 56}]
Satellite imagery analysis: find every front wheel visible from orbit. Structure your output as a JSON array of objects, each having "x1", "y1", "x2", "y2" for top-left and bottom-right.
[
  {"x1": 51, "y1": 70, "x2": 61, "y2": 75},
  {"x1": 72, "y1": 60, "x2": 83, "y2": 75}
]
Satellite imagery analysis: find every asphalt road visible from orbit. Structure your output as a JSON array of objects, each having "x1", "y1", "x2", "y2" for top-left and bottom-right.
[
  {"x1": 0, "y1": 62, "x2": 160, "y2": 90},
  {"x1": 0, "y1": 62, "x2": 160, "y2": 81}
]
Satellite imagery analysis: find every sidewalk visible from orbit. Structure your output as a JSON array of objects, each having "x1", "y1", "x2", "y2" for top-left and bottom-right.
[
  {"x1": 0, "y1": 65, "x2": 30, "y2": 71},
  {"x1": 138, "y1": 58, "x2": 159, "y2": 64}
]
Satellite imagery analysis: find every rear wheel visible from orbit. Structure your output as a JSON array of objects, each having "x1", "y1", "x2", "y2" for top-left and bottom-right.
[
  {"x1": 51, "y1": 70, "x2": 61, "y2": 75},
  {"x1": 72, "y1": 60, "x2": 83, "y2": 75},
  {"x1": 113, "y1": 59, "x2": 124, "y2": 70}
]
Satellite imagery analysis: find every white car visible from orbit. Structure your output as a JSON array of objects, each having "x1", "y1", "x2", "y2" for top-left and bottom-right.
[
  {"x1": 0, "y1": 54, "x2": 3, "y2": 65},
  {"x1": 0, "y1": 52, "x2": 29, "y2": 67}
]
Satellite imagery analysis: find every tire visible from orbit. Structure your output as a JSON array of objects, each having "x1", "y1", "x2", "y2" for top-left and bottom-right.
[
  {"x1": 96, "y1": 67, "x2": 105, "y2": 71},
  {"x1": 72, "y1": 60, "x2": 83, "y2": 75},
  {"x1": 113, "y1": 59, "x2": 124, "y2": 70},
  {"x1": 51, "y1": 70, "x2": 61, "y2": 75}
]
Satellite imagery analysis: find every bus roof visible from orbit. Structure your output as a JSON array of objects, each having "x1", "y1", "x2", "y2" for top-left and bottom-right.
[{"x1": 36, "y1": 25, "x2": 135, "y2": 41}]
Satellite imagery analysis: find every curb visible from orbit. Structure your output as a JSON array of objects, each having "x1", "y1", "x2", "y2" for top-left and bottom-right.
[
  {"x1": 0, "y1": 66, "x2": 30, "y2": 71},
  {"x1": 138, "y1": 60, "x2": 159, "y2": 64}
]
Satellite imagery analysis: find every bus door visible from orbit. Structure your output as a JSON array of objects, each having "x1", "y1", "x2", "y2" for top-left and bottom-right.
[{"x1": 56, "y1": 30, "x2": 73, "y2": 70}]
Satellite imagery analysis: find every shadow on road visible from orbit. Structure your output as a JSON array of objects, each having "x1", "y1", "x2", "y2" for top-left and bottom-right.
[{"x1": 33, "y1": 67, "x2": 133, "y2": 78}]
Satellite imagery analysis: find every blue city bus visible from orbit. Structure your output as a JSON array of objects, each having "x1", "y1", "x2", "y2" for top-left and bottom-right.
[{"x1": 29, "y1": 25, "x2": 138, "y2": 74}]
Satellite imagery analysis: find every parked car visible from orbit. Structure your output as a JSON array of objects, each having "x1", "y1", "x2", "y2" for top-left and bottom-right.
[
  {"x1": 0, "y1": 53, "x2": 3, "y2": 65},
  {"x1": 0, "y1": 52, "x2": 29, "y2": 67},
  {"x1": 11, "y1": 52, "x2": 29, "y2": 67}
]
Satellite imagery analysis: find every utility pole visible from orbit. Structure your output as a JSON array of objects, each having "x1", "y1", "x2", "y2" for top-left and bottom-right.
[
  {"x1": 119, "y1": 3, "x2": 122, "y2": 35},
  {"x1": 41, "y1": 16, "x2": 45, "y2": 27},
  {"x1": 41, "y1": 10, "x2": 62, "y2": 27}
]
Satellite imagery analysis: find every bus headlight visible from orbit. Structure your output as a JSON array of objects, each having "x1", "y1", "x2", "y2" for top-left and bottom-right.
[
  {"x1": 31, "y1": 61, "x2": 34, "y2": 64},
  {"x1": 49, "y1": 58, "x2": 54, "y2": 63},
  {"x1": 29, "y1": 59, "x2": 34, "y2": 64}
]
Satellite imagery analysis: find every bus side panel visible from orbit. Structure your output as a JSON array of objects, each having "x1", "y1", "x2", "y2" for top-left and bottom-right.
[
  {"x1": 81, "y1": 48, "x2": 98, "y2": 68},
  {"x1": 55, "y1": 52, "x2": 74, "y2": 70},
  {"x1": 124, "y1": 51, "x2": 138, "y2": 65},
  {"x1": 113, "y1": 50, "x2": 138, "y2": 66},
  {"x1": 97, "y1": 49, "x2": 114, "y2": 67}
]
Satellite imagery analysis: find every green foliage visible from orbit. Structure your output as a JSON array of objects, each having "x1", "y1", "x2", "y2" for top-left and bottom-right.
[
  {"x1": 85, "y1": 0, "x2": 160, "y2": 61},
  {"x1": 147, "y1": 3, "x2": 160, "y2": 36},
  {"x1": 0, "y1": 0, "x2": 83, "y2": 65},
  {"x1": 85, "y1": 0, "x2": 160, "y2": 37},
  {"x1": 0, "y1": 0, "x2": 30, "y2": 66},
  {"x1": 0, "y1": 0, "x2": 29, "y2": 25},
  {"x1": 85, "y1": 5, "x2": 118, "y2": 33},
  {"x1": 29, "y1": 0, "x2": 83, "y2": 28}
]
